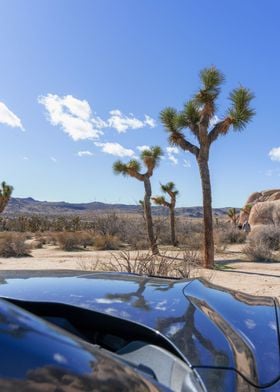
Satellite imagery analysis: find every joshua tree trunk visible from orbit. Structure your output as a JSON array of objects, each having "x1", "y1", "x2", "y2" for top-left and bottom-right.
[
  {"x1": 170, "y1": 206, "x2": 177, "y2": 246},
  {"x1": 143, "y1": 177, "x2": 159, "y2": 255},
  {"x1": 198, "y1": 156, "x2": 214, "y2": 269}
]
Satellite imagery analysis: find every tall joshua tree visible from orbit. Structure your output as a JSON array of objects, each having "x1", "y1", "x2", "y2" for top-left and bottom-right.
[
  {"x1": 0, "y1": 181, "x2": 13, "y2": 213},
  {"x1": 113, "y1": 146, "x2": 162, "y2": 255},
  {"x1": 152, "y1": 182, "x2": 179, "y2": 246},
  {"x1": 160, "y1": 66, "x2": 255, "y2": 268}
]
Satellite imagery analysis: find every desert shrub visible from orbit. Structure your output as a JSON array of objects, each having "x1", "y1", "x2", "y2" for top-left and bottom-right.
[
  {"x1": 244, "y1": 225, "x2": 280, "y2": 262},
  {"x1": 249, "y1": 225, "x2": 280, "y2": 251},
  {"x1": 244, "y1": 242, "x2": 273, "y2": 262},
  {"x1": 215, "y1": 226, "x2": 247, "y2": 245},
  {"x1": 81, "y1": 250, "x2": 202, "y2": 278},
  {"x1": 56, "y1": 232, "x2": 81, "y2": 251},
  {"x1": 92, "y1": 213, "x2": 127, "y2": 238},
  {"x1": 94, "y1": 234, "x2": 121, "y2": 250},
  {"x1": 176, "y1": 219, "x2": 204, "y2": 249},
  {"x1": 55, "y1": 231, "x2": 95, "y2": 251},
  {"x1": 0, "y1": 233, "x2": 31, "y2": 257},
  {"x1": 78, "y1": 231, "x2": 94, "y2": 248}
]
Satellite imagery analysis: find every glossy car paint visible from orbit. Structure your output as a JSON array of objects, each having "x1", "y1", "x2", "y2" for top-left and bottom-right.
[
  {"x1": 0, "y1": 273, "x2": 279, "y2": 391},
  {"x1": 0, "y1": 297, "x2": 168, "y2": 391}
]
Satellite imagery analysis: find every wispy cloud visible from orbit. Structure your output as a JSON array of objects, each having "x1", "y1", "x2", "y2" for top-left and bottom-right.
[
  {"x1": 183, "y1": 159, "x2": 191, "y2": 168},
  {"x1": 107, "y1": 110, "x2": 156, "y2": 133},
  {"x1": 269, "y1": 147, "x2": 280, "y2": 161},
  {"x1": 95, "y1": 142, "x2": 135, "y2": 157},
  {"x1": 0, "y1": 102, "x2": 24, "y2": 130},
  {"x1": 50, "y1": 156, "x2": 57, "y2": 163},
  {"x1": 23, "y1": 156, "x2": 29, "y2": 161},
  {"x1": 166, "y1": 146, "x2": 179, "y2": 165},
  {"x1": 77, "y1": 150, "x2": 93, "y2": 157},
  {"x1": 38, "y1": 94, "x2": 103, "y2": 141}
]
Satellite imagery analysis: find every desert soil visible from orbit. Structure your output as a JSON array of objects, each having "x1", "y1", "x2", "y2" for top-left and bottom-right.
[{"x1": 0, "y1": 244, "x2": 279, "y2": 300}]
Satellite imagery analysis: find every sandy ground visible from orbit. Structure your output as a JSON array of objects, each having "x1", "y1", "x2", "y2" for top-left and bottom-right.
[{"x1": 0, "y1": 244, "x2": 279, "y2": 300}]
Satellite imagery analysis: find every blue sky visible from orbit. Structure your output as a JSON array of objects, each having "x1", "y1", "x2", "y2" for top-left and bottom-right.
[{"x1": 0, "y1": 0, "x2": 280, "y2": 207}]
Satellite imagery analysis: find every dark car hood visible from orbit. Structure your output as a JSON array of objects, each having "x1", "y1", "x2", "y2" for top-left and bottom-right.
[{"x1": 0, "y1": 272, "x2": 279, "y2": 388}]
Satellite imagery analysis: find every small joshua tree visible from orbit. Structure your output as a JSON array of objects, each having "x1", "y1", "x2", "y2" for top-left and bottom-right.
[
  {"x1": 113, "y1": 146, "x2": 163, "y2": 255},
  {"x1": 152, "y1": 182, "x2": 179, "y2": 246},
  {"x1": 160, "y1": 66, "x2": 255, "y2": 268},
  {"x1": 0, "y1": 182, "x2": 13, "y2": 214},
  {"x1": 227, "y1": 208, "x2": 239, "y2": 227}
]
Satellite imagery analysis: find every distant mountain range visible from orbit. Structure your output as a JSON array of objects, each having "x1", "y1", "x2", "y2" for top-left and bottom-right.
[{"x1": 3, "y1": 197, "x2": 238, "y2": 218}]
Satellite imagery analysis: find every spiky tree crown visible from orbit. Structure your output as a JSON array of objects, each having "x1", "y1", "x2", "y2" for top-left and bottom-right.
[
  {"x1": 140, "y1": 146, "x2": 163, "y2": 170},
  {"x1": 152, "y1": 196, "x2": 167, "y2": 206},
  {"x1": 161, "y1": 181, "x2": 179, "y2": 196},
  {"x1": 113, "y1": 159, "x2": 141, "y2": 177},
  {"x1": 0, "y1": 182, "x2": 13, "y2": 198},
  {"x1": 160, "y1": 66, "x2": 255, "y2": 151}
]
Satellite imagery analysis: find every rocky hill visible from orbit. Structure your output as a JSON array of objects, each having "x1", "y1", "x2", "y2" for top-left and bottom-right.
[{"x1": 3, "y1": 197, "x2": 236, "y2": 218}]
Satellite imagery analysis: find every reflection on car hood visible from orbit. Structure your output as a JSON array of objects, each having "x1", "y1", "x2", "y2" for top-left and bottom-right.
[{"x1": 0, "y1": 272, "x2": 279, "y2": 388}]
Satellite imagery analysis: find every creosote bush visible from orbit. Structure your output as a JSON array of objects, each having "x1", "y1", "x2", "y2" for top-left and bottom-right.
[
  {"x1": 55, "y1": 231, "x2": 94, "y2": 251},
  {"x1": 94, "y1": 234, "x2": 121, "y2": 250},
  {"x1": 0, "y1": 233, "x2": 31, "y2": 257},
  {"x1": 215, "y1": 226, "x2": 247, "y2": 246},
  {"x1": 244, "y1": 225, "x2": 280, "y2": 262}
]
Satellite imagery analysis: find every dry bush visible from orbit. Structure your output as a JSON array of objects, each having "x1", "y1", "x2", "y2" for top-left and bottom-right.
[
  {"x1": 0, "y1": 233, "x2": 31, "y2": 257},
  {"x1": 244, "y1": 225, "x2": 280, "y2": 262},
  {"x1": 215, "y1": 226, "x2": 247, "y2": 246},
  {"x1": 176, "y1": 219, "x2": 204, "y2": 249},
  {"x1": 94, "y1": 234, "x2": 121, "y2": 250},
  {"x1": 78, "y1": 231, "x2": 95, "y2": 248},
  {"x1": 244, "y1": 242, "x2": 273, "y2": 262},
  {"x1": 55, "y1": 231, "x2": 95, "y2": 251},
  {"x1": 85, "y1": 250, "x2": 203, "y2": 278},
  {"x1": 249, "y1": 225, "x2": 280, "y2": 251},
  {"x1": 56, "y1": 232, "x2": 79, "y2": 251}
]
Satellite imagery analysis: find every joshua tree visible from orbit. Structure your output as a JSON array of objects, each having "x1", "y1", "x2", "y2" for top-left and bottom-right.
[
  {"x1": 113, "y1": 146, "x2": 163, "y2": 255},
  {"x1": 160, "y1": 66, "x2": 255, "y2": 268},
  {"x1": 227, "y1": 208, "x2": 239, "y2": 227},
  {"x1": 0, "y1": 181, "x2": 13, "y2": 214},
  {"x1": 152, "y1": 182, "x2": 179, "y2": 246}
]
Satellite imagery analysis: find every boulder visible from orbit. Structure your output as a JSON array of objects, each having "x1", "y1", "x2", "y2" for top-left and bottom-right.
[{"x1": 239, "y1": 189, "x2": 280, "y2": 227}]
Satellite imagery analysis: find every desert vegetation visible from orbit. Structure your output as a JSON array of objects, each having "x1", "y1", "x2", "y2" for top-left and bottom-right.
[
  {"x1": 160, "y1": 66, "x2": 255, "y2": 268},
  {"x1": 152, "y1": 182, "x2": 179, "y2": 246},
  {"x1": 113, "y1": 146, "x2": 163, "y2": 255}
]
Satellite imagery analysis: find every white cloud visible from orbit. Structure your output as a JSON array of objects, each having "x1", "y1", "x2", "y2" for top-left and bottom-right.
[
  {"x1": 166, "y1": 146, "x2": 179, "y2": 165},
  {"x1": 77, "y1": 150, "x2": 93, "y2": 157},
  {"x1": 209, "y1": 115, "x2": 220, "y2": 128},
  {"x1": 38, "y1": 94, "x2": 103, "y2": 141},
  {"x1": 269, "y1": 147, "x2": 280, "y2": 161},
  {"x1": 107, "y1": 109, "x2": 156, "y2": 133},
  {"x1": 23, "y1": 156, "x2": 29, "y2": 161},
  {"x1": 50, "y1": 156, "x2": 57, "y2": 163},
  {"x1": 39, "y1": 94, "x2": 156, "y2": 139},
  {"x1": 183, "y1": 159, "x2": 191, "y2": 168},
  {"x1": 95, "y1": 142, "x2": 135, "y2": 157},
  {"x1": 0, "y1": 102, "x2": 24, "y2": 130},
  {"x1": 168, "y1": 155, "x2": 178, "y2": 165},
  {"x1": 137, "y1": 145, "x2": 151, "y2": 152},
  {"x1": 144, "y1": 115, "x2": 156, "y2": 128},
  {"x1": 166, "y1": 146, "x2": 179, "y2": 154}
]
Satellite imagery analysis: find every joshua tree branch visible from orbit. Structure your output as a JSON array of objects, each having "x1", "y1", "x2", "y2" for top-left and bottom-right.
[
  {"x1": 208, "y1": 118, "x2": 232, "y2": 144},
  {"x1": 170, "y1": 132, "x2": 200, "y2": 157}
]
